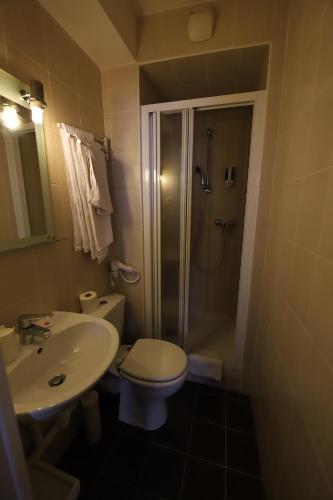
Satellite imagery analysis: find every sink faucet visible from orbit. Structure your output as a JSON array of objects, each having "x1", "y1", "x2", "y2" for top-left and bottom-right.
[{"x1": 18, "y1": 314, "x2": 53, "y2": 345}]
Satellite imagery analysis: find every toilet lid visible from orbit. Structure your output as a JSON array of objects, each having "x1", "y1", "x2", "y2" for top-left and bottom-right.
[{"x1": 119, "y1": 339, "x2": 188, "y2": 383}]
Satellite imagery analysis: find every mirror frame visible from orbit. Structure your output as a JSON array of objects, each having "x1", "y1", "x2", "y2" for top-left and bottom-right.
[{"x1": 0, "y1": 67, "x2": 54, "y2": 252}]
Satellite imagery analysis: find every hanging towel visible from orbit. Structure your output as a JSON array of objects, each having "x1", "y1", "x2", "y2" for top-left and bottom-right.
[
  {"x1": 88, "y1": 145, "x2": 113, "y2": 215},
  {"x1": 58, "y1": 123, "x2": 113, "y2": 263}
]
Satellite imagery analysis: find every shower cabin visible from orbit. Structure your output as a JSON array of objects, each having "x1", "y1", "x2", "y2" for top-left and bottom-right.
[{"x1": 141, "y1": 91, "x2": 266, "y2": 379}]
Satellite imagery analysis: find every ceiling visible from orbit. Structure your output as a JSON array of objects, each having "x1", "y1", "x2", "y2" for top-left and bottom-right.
[
  {"x1": 39, "y1": 0, "x2": 134, "y2": 68},
  {"x1": 134, "y1": 0, "x2": 211, "y2": 16},
  {"x1": 140, "y1": 45, "x2": 269, "y2": 104},
  {"x1": 38, "y1": 0, "x2": 214, "y2": 68}
]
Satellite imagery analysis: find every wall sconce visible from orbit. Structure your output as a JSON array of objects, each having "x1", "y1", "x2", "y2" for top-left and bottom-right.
[
  {"x1": 2, "y1": 103, "x2": 19, "y2": 129},
  {"x1": 20, "y1": 80, "x2": 47, "y2": 124}
]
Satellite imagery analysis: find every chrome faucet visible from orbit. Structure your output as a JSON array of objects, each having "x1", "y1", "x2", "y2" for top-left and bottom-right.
[{"x1": 18, "y1": 314, "x2": 53, "y2": 345}]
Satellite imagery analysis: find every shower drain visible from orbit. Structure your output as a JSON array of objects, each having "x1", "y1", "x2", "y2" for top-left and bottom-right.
[{"x1": 48, "y1": 373, "x2": 66, "y2": 387}]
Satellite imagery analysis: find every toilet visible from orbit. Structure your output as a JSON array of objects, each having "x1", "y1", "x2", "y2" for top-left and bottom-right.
[{"x1": 89, "y1": 294, "x2": 188, "y2": 430}]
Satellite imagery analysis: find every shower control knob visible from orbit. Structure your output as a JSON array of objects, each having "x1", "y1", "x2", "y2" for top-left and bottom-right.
[{"x1": 215, "y1": 218, "x2": 237, "y2": 227}]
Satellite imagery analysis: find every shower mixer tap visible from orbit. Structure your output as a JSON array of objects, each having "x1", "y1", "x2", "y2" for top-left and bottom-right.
[{"x1": 215, "y1": 218, "x2": 237, "y2": 233}]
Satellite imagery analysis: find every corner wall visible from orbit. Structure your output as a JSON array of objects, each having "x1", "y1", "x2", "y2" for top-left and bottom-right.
[
  {"x1": 244, "y1": 0, "x2": 333, "y2": 498},
  {"x1": 102, "y1": 65, "x2": 144, "y2": 339}
]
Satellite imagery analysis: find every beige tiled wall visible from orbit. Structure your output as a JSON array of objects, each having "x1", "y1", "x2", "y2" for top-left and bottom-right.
[
  {"x1": 0, "y1": 0, "x2": 109, "y2": 326},
  {"x1": 138, "y1": 0, "x2": 288, "y2": 64},
  {"x1": 244, "y1": 0, "x2": 333, "y2": 498},
  {"x1": 102, "y1": 65, "x2": 144, "y2": 339}
]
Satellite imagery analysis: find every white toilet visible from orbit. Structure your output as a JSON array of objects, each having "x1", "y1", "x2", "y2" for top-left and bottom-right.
[{"x1": 90, "y1": 294, "x2": 188, "y2": 430}]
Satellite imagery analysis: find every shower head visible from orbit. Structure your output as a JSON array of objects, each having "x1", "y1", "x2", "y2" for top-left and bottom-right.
[{"x1": 195, "y1": 166, "x2": 202, "y2": 175}]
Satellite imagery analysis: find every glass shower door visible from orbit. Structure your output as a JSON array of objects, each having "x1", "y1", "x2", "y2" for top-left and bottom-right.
[{"x1": 151, "y1": 110, "x2": 191, "y2": 346}]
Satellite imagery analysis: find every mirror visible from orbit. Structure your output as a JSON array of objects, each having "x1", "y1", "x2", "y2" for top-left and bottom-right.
[{"x1": 0, "y1": 68, "x2": 53, "y2": 252}]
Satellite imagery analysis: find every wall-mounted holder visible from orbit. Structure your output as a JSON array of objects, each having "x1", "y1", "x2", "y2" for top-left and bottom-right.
[
  {"x1": 110, "y1": 259, "x2": 142, "y2": 285},
  {"x1": 224, "y1": 166, "x2": 235, "y2": 188}
]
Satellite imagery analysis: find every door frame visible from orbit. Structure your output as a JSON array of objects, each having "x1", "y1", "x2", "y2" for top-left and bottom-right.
[{"x1": 141, "y1": 90, "x2": 267, "y2": 373}]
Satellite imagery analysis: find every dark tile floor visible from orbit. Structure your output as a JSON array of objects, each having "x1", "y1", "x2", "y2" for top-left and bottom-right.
[{"x1": 57, "y1": 382, "x2": 264, "y2": 500}]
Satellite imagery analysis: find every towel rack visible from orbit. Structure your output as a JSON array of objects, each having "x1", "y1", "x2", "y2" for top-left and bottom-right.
[{"x1": 56, "y1": 123, "x2": 110, "y2": 161}]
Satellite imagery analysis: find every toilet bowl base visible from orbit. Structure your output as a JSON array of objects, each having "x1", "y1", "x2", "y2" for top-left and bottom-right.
[{"x1": 119, "y1": 379, "x2": 168, "y2": 431}]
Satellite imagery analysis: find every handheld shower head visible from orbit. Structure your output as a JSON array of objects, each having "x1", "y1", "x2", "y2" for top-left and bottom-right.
[{"x1": 195, "y1": 165, "x2": 211, "y2": 193}]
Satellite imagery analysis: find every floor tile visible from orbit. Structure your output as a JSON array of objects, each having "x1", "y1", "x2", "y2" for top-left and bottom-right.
[
  {"x1": 140, "y1": 445, "x2": 186, "y2": 500},
  {"x1": 102, "y1": 434, "x2": 150, "y2": 486},
  {"x1": 181, "y1": 457, "x2": 225, "y2": 500},
  {"x1": 226, "y1": 398, "x2": 255, "y2": 434},
  {"x1": 57, "y1": 432, "x2": 112, "y2": 487},
  {"x1": 226, "y1": 469, "x2": 264, "y2": 500},
  {"x1": 197, "y1": 383, "x2": 226, "y2": 399},
  {"x1": 82, "y1": 476, "x2": 138, "y2": 500},
  {"x1": 194, "y1": 392, "x2": 226, "y2": 426},
  {"x1": 168, "y1": 382, "x2": 197, "y2": 417},
  {"x1": 227, "y1": 390, "x2": 251, "y2": 404},
  {"x1": 190, "y1": 420, "x2": 226, "y2": 465},
  {"x1": 227, "y1": 430, "x2": 260, "y2": 477},
  {"x1": 58, "y1": 382, "x2": 262, "y2": 500},
  {"x1": 150, "y1": 413, "x2": 191, "y2": 452}
]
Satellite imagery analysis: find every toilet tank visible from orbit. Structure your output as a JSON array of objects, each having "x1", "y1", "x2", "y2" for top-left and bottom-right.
[{"x1": 90, "y1": 294, "x2": 125, "y2": 340}]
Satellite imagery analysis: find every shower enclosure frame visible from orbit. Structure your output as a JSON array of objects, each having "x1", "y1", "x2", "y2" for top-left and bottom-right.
[{"x1": 141, "y1": 91, "x2": 267, "y2": 373}]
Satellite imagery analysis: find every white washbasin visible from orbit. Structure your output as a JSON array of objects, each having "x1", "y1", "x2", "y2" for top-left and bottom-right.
[{"x1": 6, "y1": 311, "x2": 119, "y2": 422}]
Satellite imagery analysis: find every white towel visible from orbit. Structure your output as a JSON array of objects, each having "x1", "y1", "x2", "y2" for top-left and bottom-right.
[
  {"x1": 88, "y1": 145, "x2": 113, "y2": 215},
  {"x1": 188, "y1": 353, "x2": 223, "y2": 382},
  {"x1": 59, "y1": 123, "x2": 113, "y2": 263}
]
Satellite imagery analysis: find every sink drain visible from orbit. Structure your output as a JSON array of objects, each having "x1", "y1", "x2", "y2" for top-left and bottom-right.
[{"x1": 48, "y1": 373, "x2": 66, "y2": 387}]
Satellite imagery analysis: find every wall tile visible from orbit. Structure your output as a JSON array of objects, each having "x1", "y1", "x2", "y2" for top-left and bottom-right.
[
  {"x1": 106, "y1": 66, "x2": 138, "y2": 113},
  {"x1": 75, "y1": 47, "x2": 102, "y2": 109},
  {"x1": 305, "y1": 257, "x2": 333, "y2": 368},
  {"x1": 111, "y1": 152, "x2": 140, "y2": 191},
  {"x1": 316, "y1": 1, "x2": 333, "y2": 94},
  {"x1": 268, "y1": 180, "x2": 301, "y2": 241},
  {"x1": 79, "y1": 97, "x2": 104, "y2": 136},
  {"x1": 248, "y1": 2, "x2": 333, "y2": 494},
  {"x1": 0, "y1": 11, "x2": 7, "y2": 70},
  {"x1": 286, "y1": 246, "x2": 315, "y2": 325},
  {"x1": 318, "y1": 169, "x2": 333, "y2": 261},
  {"x1": 294, "y1": 169, "x2": 330, "y2": 253},
  {"x1": 108, "y1": 111, "x2": 139, "y2": 153},
  {"x1": 50, "y1": 76, "x2": 80, "y2": 127},
  {"x1": 137, "y1": 13, "x2": 163, "y2": 62},
  {"x1": 44, "y1": 12, "x2": 77, "y2": 91},
  {"x1": 2, "y1": 0, "x2": 47, "y2": 67},
  {"x1": 0, "y1": 247, "x2": 38, "y2": 307},
  {"x1": 232, "y1": 0, "x2": 275, "y2": 46},
  {"x1": 294, "y1": 333, "x2": 333, "y2": 455}
]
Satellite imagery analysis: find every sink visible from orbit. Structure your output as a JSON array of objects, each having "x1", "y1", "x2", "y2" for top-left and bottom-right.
[{"x1": 6, "y1": 311, "x2": 119, "y2": 422}]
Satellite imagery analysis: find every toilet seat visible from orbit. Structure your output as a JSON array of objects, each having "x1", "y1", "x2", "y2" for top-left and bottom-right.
[{"x1": 119, "y1": 339, "x2": 188, "y2": 384}]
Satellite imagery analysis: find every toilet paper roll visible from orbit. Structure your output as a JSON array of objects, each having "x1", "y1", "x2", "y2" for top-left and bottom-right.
[
  {"x1": 0, "y1": 326, "x2": 18, "y2": 364},
  {"x1": 79, "y1": 290, "x2": 99, "y2": 314}
]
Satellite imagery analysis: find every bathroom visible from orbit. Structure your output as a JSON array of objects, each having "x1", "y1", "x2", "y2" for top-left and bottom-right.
[{"x1": 0, "y1": 0, "x2": 332, "y2": 499}]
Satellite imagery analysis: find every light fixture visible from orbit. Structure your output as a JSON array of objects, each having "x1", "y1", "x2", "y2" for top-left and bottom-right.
[
  {"x1": 2, "y1": 103, "x2": 19, "y2": 129},
  {"x1": 20, "y1": 80, "x2": 47, "y2": 124},
  {"x1": 30, "y1": 102, "x2": 44, "y2": 124}
]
